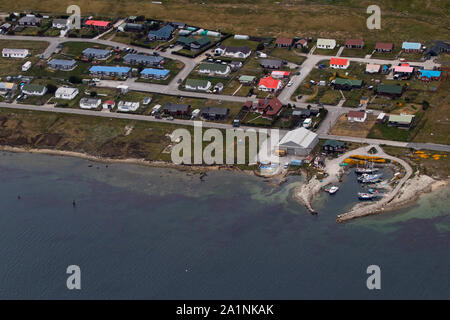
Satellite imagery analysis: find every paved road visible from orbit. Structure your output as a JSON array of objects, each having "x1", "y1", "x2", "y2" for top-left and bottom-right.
[{"x1": 97, "y1": 79, "x2": 250, "y2": 103}]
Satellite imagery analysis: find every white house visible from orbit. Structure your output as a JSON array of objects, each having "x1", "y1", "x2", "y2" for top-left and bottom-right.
[
  {"x1": 117, "y1": 101, "x2": 140, "y2": 112},
  {"x1": 2, "y1": 48, "x2": 29, "y2": 58},
  {"x1": 21, "y1": 84, "x2": 47, "y2": 96},
  {"x1": 317, "y1": 39, "x2": 336, "y2": 50},
  {"x1": 103, "y1": 100, "x2": 115, "y2": 110},
  {"x1": 198, "y1": 63, "x2": 230, "y2": 76},
  {"x1": 214, "y1": 46, "x2": 252, "y2": 59},
  {"x1": 52, "y1": 18, "x2": 69, "y2": 29},
  {"x1": 55, "y1": 87, "x2": 79, "y2": 100},
  {"x1": 79, "y1": 98, "x2": 101, "y2": 109},
  {"x1": 366, "y1": 64, "x2": 381, "y2": 74},
  {"x1": 330, "y1": 57, "x2": 350, "y2": 69},
  {"x1": 348, "y1": 110, "x2": 367, "y2": 122},
  {"x1": 185, "y1": 79, "x2": 212, "y2": 91},
  {"x1": 278, "y1": 127, "x2": 319, "y2": 156}
]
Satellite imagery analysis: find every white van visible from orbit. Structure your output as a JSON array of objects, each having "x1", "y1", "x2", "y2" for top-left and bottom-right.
[{"x1": 303, "y1": 118, "x2": 312, "y2": 128}]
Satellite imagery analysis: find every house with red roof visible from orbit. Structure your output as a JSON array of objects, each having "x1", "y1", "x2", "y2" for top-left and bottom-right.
[
  {"x1": 102, "y1": 100, "x2": 115, "y2": 110},
  {"x1": 345, "y1": 39, "x2": 364, "y2": 49},
  {"x1": 275, "y1": 38, "x2": 293, "y2": 48},
  {"x1": 258, "y1": 76, "x2": 281, "y2": 92},
  {"x1": 375, "y1": 42, "x2": 394, "y2": 52},
  {"x1": 243, "y1": 98, "x2": 284, "y2": 119},
  {"x1": 256, "y1": 97, "x2": 284, "y2": 118},
  {"x1": 347, "y1": 110, "x2": 367, "y2": 122},
  {"x1": 84, "y1": 20, "x2": 111, "y2": 29},
  {"x1": 295, "y1": 39, "x2": 308, "y2": 49},
  {"x1": 330, "y1": 57, "x2": 350, "y2": 69}
]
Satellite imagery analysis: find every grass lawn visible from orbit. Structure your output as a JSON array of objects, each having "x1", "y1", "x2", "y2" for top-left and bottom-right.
[
  {"x1": 220, "y1": 38, "x2": 260, "y2": 51},
  {"x1": 2, "y1": 1, "x2": 449, "y2": 43},
  {"x1": 241, "y1": 112, "x2": 273, "y2": 127},
  {"x1": 330, "y1": 114, "x2": 377, "y2": 138},
  {"x1": 313, "y1": 46, "x2": 340, "y2": 56},
  {"x1": 411, "y1": 79, "x2": 450, "y2": 145},
  {"x1": 398, "y1": 51, "x2": 425, "y2": 62},
  {"x1": 61, "y1": 42, "x2": 109, "y2": 57},
  {"x1": 367, "y1": 123, "x2": 412, "y2": 141},
  {"x1": 135, "y1": 58, "x2": 184, "y2": 85},
  {"x1": 341, "y1": 43, "x2": 375, "y2": 58},
  {"x1": 267, "y1": 47, "x2": 306, "y2": 65},
  {"x1": 0, "y1": 39, "x2": 49, "y2": 76}
]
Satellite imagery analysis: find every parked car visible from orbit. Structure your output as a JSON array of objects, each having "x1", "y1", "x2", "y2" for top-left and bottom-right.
[
  {"x1": 287, "y1": 81, "x2": 293, "y2": 87},
  {"x1": 169, "y1": 44, "x2": 175, "y2": 48},
  {"x1": 153, "y1": 52, "x2": 160, "y2": 56},
  {"x1": 232, "y1": 119, "x2": 240, "y2": 128},
  {"x1": 167, "y1": 116, "x2": 174, "y2": 121}
]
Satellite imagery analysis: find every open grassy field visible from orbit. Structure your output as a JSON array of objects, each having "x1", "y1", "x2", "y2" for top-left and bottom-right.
[
  {"x1": 381, "y1": 146, "x2": 449, "y2": 179},
  {"x1": 0, "y1": 39, "x2": 49, "y2": 76},
  {"x1": 0, "y1": 107, "x2": 259, "y2": 166},
  {"x1": 411, "y1": 77, "x2": 450, "y2": 145},
  {"x1": 2, "y1": 1, "x2": 449, "y2": 42},
  {"x1": 330, "y1": 114, "x2": 377, "y2": 138}
]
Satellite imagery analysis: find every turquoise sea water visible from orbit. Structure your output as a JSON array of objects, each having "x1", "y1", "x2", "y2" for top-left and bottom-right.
[{"x1": 0, "y1": 151, "x2": 448, "y2": 299}]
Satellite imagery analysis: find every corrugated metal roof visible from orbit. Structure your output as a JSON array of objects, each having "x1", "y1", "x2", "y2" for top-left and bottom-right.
[
  {"x1": 140, "y1": 68, "x2": 170, "y2": 76},
  {"x1": 279, "y1": 127, "x2": 318, "y2": 149},
  {"x1": 89, "y1": 66, "x2": 131, "y2": 73}
]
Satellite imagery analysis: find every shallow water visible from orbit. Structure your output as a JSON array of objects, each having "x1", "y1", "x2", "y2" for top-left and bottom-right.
[{"x1": 0, "y1": 151, "x2": 448, "y2": 299}]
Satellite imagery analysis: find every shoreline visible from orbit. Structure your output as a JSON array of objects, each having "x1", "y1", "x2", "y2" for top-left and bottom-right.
[
  {"x1": 336, "y1": 175, "x2": 449, "y2": 222},
  {"x1": 0, "y1": 145, "x2": 254, "y2": 176},
  {"x1": 293, "y1": 144, "x2": 449, "y2": 222},
  {"x1": 1, "y1": 145, "x2": 448, "y2": 222}
]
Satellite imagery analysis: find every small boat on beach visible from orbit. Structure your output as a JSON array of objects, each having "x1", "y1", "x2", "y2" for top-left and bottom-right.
[{"x1": 358, "y1": 192, "x2": 378, "y2": 200}]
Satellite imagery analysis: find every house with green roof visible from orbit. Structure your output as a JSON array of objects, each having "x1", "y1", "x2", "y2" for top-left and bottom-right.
[
  {"x1": 322, "y1": 140, "x2": 346, "y2": 153},
  {"x1": 238, "y1": 75, "x2": 256, "y2": 85},
  {"x1": 198, "y1": 62, "x2": 230, "y2": 76},
  {"x1": 376, "y1": 84, "x2": 404, "y2": 97},
  {"x1": 332, "y1": 78, "x2": 363, "y2": 90},
  {"x1": 21, "y1": 84, "x2": 47, "y2": 96},
  {"x1": 177, "y1": 36, "x2": 211, "y2": 51},
  {"x1": 185, "y1": 78, "x2": 212, "y2": 91},
  {"x1": 388, "y1": 114, "x2": 414, "y2": 128}
]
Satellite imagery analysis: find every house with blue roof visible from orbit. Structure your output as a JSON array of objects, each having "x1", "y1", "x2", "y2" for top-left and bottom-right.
[
  {"x1": 418, "y1": 69, "x2": 442, "y2": 81},
  {"x1": 123, "y1": 53, "x2": 164, "y2": 66},
  {"x1": 48, "y1": 59, "x2": 77, "y2": 71},
  {"x1": 402, "y1": 42, "x2": 422, "y2": 52},
  {"x1": 82, "y1": 48, "x2": 111, "y2": 60},
  {"x1": 140, "y1": 68, "x2": 170, "y2": 80},
  {"x1": 148, "y1": 24, "x2": 174, "y2": 41},
  {"x1": 89, "y1": 66, "x2": 131, "y2": 78}
]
